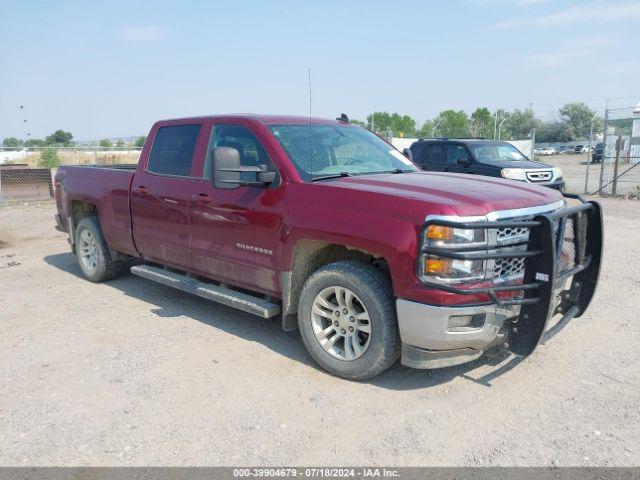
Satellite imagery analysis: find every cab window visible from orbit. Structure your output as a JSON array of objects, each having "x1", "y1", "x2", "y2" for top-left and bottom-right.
[
  {"x1": 147, "y1": 124, "x2": 201, "y2": 176},
  {"x1": 446, "y1": 144, "x2": 471, "y2": 164},
  {"x1": 205, "y1": 124, "x2": 276, "y2": 182},
  {"x1": 426, "y1": 144, "x2": 444, "y2": 163}
]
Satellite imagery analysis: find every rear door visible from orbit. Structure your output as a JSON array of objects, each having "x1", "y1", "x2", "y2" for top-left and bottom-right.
[
  {"x1": 130, "y1": 121, "x2": 207, "y2": 269},
  {"x1": 188, "y1": 121, "x2": 284, "y2": 295}
]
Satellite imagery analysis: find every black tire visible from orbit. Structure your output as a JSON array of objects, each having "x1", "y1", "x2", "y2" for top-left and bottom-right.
[
  {"x1": 74, "y1": 216, "x2": 125, "y2": 282},
  {"x1": 297, "y1": 261, "x2": 400, "y2": 380}
]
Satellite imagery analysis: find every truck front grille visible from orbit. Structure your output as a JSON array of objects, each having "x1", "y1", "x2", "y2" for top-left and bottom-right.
[
  {"x1": 526, "y1": 170, "x2": 553, "y2": 182},
  {"x1": 492, "y1": 256, "x2": 526, "y2": 279}
]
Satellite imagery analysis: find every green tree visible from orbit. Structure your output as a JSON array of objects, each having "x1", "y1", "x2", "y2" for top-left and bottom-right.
[
  {"x1": 99, "y1": 139, "x2": 113, "y2": 148},
  {"x1": 388, "y1": 113, "x2": 416, "y2": 137},
  {"x1": 366, "y1": 112, "x2": 392, "y2": 132},
  {"x1": 503, "y1": 109, "x2": 536, "y2": 140},
  {"x1": 115, "y1": 139, "x2": 125, "y2": 148},
  {"x1": 365, "y1": 112, "x2": 417, "y2": 137},
  {"x1": 24, "y1": 138, "x2": 47, "y2": 148},
  {"x1": 2, "y1": 137, "x2": 23, "y2": 149},
  {"x1": 559, "y1": 102, "x2": 600, "y2": 139},
  {"x1": 535, "y1": 121, "x2": 573, "y2": 143},
  {"x1": 469, "y1": 108, "x2": 493, "y2": 139},
  {"x1": 418, "y1": 120, "x2": 435, "y2": 138},
  {"x1": 45, "y1": 130, "x2": 73, "y2": 146},
  {"x1": 134, "y1": 136, "x2": 147, "y2": 148},
  {"x1": 39, "y1": 149, "x2": 61, "y2": 168},
  {"x1": 433, "y1": 110, "x2": 469, "y2": 138}
]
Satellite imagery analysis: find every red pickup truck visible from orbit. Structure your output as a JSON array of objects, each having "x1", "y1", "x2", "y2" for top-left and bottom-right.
[{"x1": 54, "y1": 114, "x2": 602, "y2": 380}]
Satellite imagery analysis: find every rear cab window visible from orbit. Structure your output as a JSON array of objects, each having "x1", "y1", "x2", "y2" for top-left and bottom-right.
[{"x1": 147, "y1": 124, "x2": 202, "y2": 176}]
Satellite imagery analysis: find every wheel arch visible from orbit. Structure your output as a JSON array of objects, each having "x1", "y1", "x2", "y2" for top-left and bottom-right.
[{"x1": 280, "y1": 239, "x2": 391, "y2": 331}]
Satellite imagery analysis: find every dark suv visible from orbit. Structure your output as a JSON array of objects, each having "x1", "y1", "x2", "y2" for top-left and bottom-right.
[
  {"x1": 408, "y1": 139, "x2": 565, "y2": 191},
  {"x1": 591, "y1": 143, "x2": 605, "y2": 163}
]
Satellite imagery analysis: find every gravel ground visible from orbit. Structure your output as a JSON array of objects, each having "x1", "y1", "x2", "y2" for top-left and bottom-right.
[{"x1": 0, "y1": 198, "x2": 639, "y2": 466}]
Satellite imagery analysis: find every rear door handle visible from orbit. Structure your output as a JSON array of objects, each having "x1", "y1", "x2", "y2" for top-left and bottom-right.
[
  {"x1": 135, "y1": 186, "x2": 149, "y2": 196},
  {"x1": 192, "y1": 193, "x2": 212, "y2": 204}
]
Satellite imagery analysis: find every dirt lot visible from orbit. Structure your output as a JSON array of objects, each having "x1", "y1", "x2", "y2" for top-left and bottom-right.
[{"x1": 0, "y1": 199, "x2": 639, "y2": 466}]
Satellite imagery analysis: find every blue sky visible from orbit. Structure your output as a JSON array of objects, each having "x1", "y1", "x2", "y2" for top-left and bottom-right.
[{"x1": 1, "y1": 0, "x2": 639, "y2": 140}]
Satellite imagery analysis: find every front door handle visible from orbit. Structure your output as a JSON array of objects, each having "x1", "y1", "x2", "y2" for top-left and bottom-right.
[
  {"x1": 192, "y1": 193, "x2": 212, "y2": 204},
  {"x1": 135, "y1": 186, "x2": 149, "y2": 196}
]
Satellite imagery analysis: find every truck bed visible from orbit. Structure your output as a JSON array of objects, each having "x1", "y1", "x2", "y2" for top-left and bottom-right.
[{"x1": 55, "y1": 164, "x2": 138, "y2": 256}]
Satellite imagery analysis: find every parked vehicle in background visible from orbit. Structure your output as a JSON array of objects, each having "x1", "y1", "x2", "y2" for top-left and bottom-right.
[
  {"x1": 591, "y1": 142, "x2": 605, "y2": 163},
  {"x1": 574, "y1": 145, "x2": 590, "y2": 154},
  {"x1": 535, "y1": 147, "x2": 557, "y2": 156},
  {"x1": 556, "y1": 146, "x2": 574, "y2": 154},
  {"x1": 53, "y1": 115, "x2": 601, "y2": 380},
  {"x1": 410, "y1": 139, "x2": 564, "y2": 191}
]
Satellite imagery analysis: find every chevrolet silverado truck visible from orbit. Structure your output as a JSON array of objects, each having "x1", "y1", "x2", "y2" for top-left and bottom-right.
[{"x1": 54, "y1": 114, "x2": 603, "y2": 380}]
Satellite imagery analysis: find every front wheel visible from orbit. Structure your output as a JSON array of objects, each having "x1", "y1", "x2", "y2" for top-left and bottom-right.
[{"x1": 297, "y1": 261, "x2": 400, "y2": 380}]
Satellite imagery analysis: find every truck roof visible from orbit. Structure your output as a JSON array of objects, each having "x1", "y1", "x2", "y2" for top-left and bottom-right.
[{"x1": 155, "y1": 114, "x2": 345, "y2": 126}]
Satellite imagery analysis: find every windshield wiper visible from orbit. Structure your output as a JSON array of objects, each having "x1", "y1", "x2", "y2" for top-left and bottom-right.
[
  {"x1": 311, "y1": 172, "x2": 351, "y2": 182},
  {"x1": 385, "y1": 168, "x2": 414, "y2": 174}
]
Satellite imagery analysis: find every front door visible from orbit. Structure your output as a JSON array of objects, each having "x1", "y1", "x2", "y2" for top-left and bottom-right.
[
  {"x1": 445, "y1": 143, "x2": 474, "y2": 174},
  {"x1": 188, "y1": 122, "x2": 283, "y2": 295},
  {"x1": 130, "y1": 122, "x2": 206, "y2": 269}
]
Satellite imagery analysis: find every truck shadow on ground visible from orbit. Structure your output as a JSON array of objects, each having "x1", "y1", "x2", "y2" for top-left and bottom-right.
[{"x1": 44, "y1": 252, "x2": 528, "y2": 391}]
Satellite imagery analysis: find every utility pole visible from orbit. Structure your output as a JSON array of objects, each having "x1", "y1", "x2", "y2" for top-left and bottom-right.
[
  {"x1": 584, "y1": 111, "x2": 598, "y2": 193},
  {"x1": 598, "y1": 99, "x2": 609, "y2": 194},
  {"x1": 529, "y1": 103, "x2": 535, "y2": 160},
  {"x1": 498, "y1": 118, "x2": 507, "y2": 141},
  {"x1": 431, "y1": 121, "x2": 439, "y2": 138},
  {"x1": 530, "y1": 128, "x2": 536, "y2": 160},
  {"x1": 493, "y1": 110, "x2": 498, "y2": 140}
]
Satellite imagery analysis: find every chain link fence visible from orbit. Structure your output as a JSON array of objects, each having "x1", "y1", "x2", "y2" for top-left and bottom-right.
[
  {"x1": 0, "y1": 147, "x2": 141, "y2": 203},
  {"x1": 589, "y1": 105, "x2": 640, "y2": 197}
]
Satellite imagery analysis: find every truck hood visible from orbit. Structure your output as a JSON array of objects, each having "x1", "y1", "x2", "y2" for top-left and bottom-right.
[{"x1": 319, "y1": 171, "x2": 563, "y2": 217}]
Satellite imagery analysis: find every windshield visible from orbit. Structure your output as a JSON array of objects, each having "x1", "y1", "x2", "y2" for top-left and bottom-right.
[
  {"x1": 268, "y1": 124, "x2": 418, "y2": 181},
  {"x1": 470, "y1": 143, "x2": 528, "y2": 162}
]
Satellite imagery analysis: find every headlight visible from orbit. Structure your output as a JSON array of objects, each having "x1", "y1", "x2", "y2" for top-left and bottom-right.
[
  {"x1": 425, "y1": 225, "x2": 486, "y2": 248},
  {"x1": 501, "y1": 168, "x2": 527, "y2": 181},
  {"x1": 552, "y1": 167, "x2": 562, "y2": 179},
  {"x1": 420, "y1": 225, "x2": 487, "y2": 283}
]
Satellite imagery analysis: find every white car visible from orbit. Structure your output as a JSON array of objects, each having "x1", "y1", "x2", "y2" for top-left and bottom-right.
[{"x1": 535, "y1": 147, "x2": 556, "y2": 156}]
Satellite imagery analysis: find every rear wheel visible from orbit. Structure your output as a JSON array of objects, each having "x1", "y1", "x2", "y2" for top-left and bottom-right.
[
  {"x1": 75, "y1": 216, "x2": 125, "y2": 282},
  {"x1": 298, "y1": 261, "x2": 399, "y2": 380}
]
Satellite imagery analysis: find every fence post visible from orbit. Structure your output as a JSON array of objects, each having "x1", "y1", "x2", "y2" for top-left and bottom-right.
[
  {"x1": 598, "y1": 105, "x2": 609, "y2": 194},
  {"x1": 94, "y1": 146, "x2": 98, "y2": 165},
  {"x1": 612, "y1": 135, "x2": 622, "y2": 196}
]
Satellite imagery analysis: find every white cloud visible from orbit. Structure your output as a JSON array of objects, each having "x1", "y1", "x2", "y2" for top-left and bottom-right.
[
  {"x1": 523, "y1": 34, "x2": 615, "y2": 68},
  {"x1": 119, "y1": 25, "x2": 166, "y2": 42},
  {"x1": 494, "y1": 1, "x2": 640, "y2": 28}
]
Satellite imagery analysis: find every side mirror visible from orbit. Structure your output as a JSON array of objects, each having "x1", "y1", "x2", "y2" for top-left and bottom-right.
[{"x1": 212, "y1": 146, "x2": 276, "y2": 189}]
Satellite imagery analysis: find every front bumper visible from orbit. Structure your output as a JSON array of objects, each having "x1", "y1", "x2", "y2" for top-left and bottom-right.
[
  {"x1": 397, "y1": 300, "x2": 519, "y2": 368},
  {"x1": 526, "y1": 179, "x2": 565, "y2": 191}
]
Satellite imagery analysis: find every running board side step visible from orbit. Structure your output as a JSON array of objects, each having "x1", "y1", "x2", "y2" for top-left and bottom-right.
[{"x1": 130, "y1": 265, "x2": 280, "y2": 318}]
